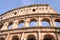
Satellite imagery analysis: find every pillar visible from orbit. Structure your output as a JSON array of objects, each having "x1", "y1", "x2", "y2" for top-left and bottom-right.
[
  {"x1": 1, "y1": 22, "x2": 9, "y2": 30},
  {"x1": 38, "y1": 17, "x2": 42, "y2": 26},
  {"x1": 21, "y1": 33, "x2": 24, "y2": 40},
  {"x1": 50, "y1": 17, "x2": 56, "y2": 27},
  {"x1": 53, "y1": 19, "x2": 56, "y2": 26},
  {"x1": 25, "y1": 18, "x2": 29, "y2": 27},
  {"x1": 12, "y1": 20, "x2": 19, "y2": 29},
  {"x1": 38, "y1": 31, "x2": 40, "y2": 40},
  {"x1": 6, "y1": 34, "x2": 10, "y2": 40},
  {"x1": 50, "y1": 19, "x2": 53, "y2": 26}
]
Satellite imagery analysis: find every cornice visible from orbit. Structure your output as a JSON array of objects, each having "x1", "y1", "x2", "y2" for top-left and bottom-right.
[
  {"x1": 0, "y1": 26, "x2": 60, "y2": 34},
  {"x1": 0, "y1": 4, "x2": 49, "y2": 16}
]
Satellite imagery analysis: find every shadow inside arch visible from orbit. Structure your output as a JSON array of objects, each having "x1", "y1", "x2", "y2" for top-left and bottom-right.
[
  {"x1": 43, "y1": 34, "x2": 55, "y2": 40},
  {"x1": 12, "y1": 36, "x2": 19, "y2": 40},
  {"x1": 27, "y1": 35, "x2": 36, "y2": 40},
  {"x1": 0, "y1": 37, "x2": 4, "y2": 40}
]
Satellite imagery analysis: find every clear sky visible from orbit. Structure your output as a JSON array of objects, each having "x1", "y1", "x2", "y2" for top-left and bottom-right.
[{"x1": 0, "y1": 0, "x2": 60, "y2": 15}]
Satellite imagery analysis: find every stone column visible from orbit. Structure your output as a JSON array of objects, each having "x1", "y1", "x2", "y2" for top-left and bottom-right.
[
  {"x1": 21, "y1": 33, "x2": 24, "y2": 40},
  {"x1": 1, "y1": 22, "x2": 9, "y2": 30},
  {"x1": 12, "y1": 20, "x2": 19, "y2": 29},
  {"x1": 51, "y1": 18, "x2": 56, "y2": 27},
  {"x1": 6, "y1": 34, "x2": 10, "y2": 40},
  {"x1": 53, "y1": 19, "x2": 56, "y2": 26},
  {"x1": 50, "y1": 16, "x2": 56, "y2": 27},
  {"x1": 25, "y1": 18, "x2": 29, "y2": 27},
  {"x1": 38, "y1": 31, "x2": 40, "y2": 40},
  {"x1": 50, "y1": 19, "x2": 53, "y2": 26},
  {"x1": 38, "y1": 17, "x2": 42, "y2": 26}
]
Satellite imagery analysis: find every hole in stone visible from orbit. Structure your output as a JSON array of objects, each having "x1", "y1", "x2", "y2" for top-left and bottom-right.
[
  {"x1": 32, "y1": 9, "x2": 36, "y2": 12},
  {"x1": 14, "y1": 12, "x2": 17, "y2": 15}
]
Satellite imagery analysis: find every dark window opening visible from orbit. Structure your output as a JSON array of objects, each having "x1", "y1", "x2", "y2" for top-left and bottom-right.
[
  {"x1": 32, "y1": 9, "x2": 36, "y2": 12},
  {"x1": 43, "y1": 34, "x2": 55, "y2": 40},
  {"x1": 27, "y1": 35, "x2": 36, "y2": 40},
  {"x1": 27, "y1": 37, "x2": 35, "y2": 40},
  {"x1": 0, "y1": 37, "x2": 4, "y2": 40},
  {"x1": 14, "y1": 38, "x2": 18, "y2": 40},
  {"x1": 44, "y1": 38, "x2": 52, "y2": 40},
  {"x1": 12, "y1": 36, "x2": 19, "y2": 40},
  {"x1": 14, "y1": 12, "x2": 17, "y2": 15}
]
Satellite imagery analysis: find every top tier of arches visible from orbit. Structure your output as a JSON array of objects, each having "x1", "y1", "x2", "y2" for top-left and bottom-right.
[
  {"x1": 0, "y1": 4, "x2": 57, "y2": 21},
  {"x1": 0, "y1": 16, "x2": 60, "y2": 30}
]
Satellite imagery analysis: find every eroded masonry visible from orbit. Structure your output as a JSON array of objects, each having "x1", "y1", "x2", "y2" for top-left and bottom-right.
[{"x1": 0, "y1": 4, "x2": 60, "y2": 40}]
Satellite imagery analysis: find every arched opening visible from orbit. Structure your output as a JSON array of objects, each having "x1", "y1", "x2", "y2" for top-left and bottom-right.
[
  {"x1": 8, "y1": 22, "x2": 13, "y2": 29},
  {"x1": 29, "y1": 19, "x2": 37, "y2": 27},
  {"x1": 42, "y1": 18, "x2": 50, "y2": 26},
  {"x1": 18, "y1": 20, "x2": 24, "y2": 28},
  {"x1": 0, "y1": 37, "x2": 4, "y2": 40},
  {"x1": 0, "y1": 24, "x2": 3, "y2": 30},
  {"x1": 43, "y1": 34, "x2": 55, "y2": 40},
  {"x1": 55, "y1": 19, "x2": 60, "y2": 27},
  {"x1": 12, "y1": 36, "x2": 19, "y2": 40},
  {"x1": 27, "y1": 35, "x2": 36, "y2": 40}
]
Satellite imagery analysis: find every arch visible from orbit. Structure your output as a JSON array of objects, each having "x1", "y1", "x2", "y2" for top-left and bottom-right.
[
  {"x1": 0, "y1": 37, "x2": 4, "y2": 40},
  {"x1": 43, "y1": 34, "x2": 55, "y2": 40},
  {"x1": 55, "y1": 19, "x2": 60, "y2": 27},
  {"x1": 18, "y1": 20, "x2": 24, "y2": 28},
  {"x1": 42, "y1": 18, "x2": 50, "y2": 26},
  {"x1": 27, "y1": 35, "x2": 36, "y2": 40},
  {"x1": 12, "y1": 36, "x2": 19, "y2": 40},
  {"x1": 29, "y1": 19, "x2": 37, "y2": 27},
  {"x1": 8, "y1": 22, "x2": 13, "y2": 29}
]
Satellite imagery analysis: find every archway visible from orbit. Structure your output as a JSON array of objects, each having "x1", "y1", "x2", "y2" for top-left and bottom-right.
[
  {"x1": 0, "y1": 37, "x2": 4, "y2": 40},
  {"x1": 18, "y1": 20, "x2": 24, "y2": 28},
  {"x1": 29, "y1": 19, "x2": 37, "y2": 27},
  {"x1": 43, "y1": 34, "x2": 55, "y2": 40},
  {"x1": 42, "y1": 18, "x2": 50, "y2": 26},
  {"x1": 8, "y1": 22, "x2": 13, "y2": 29},
  {"x1": 27, "y1": 35, "x2": 36, "y2": 40},
  {"x1": 12, "y1": 36, "x2": 19, "y2": 40},
  {"x1": 55, "y1": 19, "x2": 60, "y2": 27}
]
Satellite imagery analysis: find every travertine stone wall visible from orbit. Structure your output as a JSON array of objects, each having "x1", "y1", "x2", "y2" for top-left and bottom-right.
[
  {"x1": 0, "y1": 4, "x2": 57, "y2": 21},
  {"x1": 0, "y1": 4, "x2": 60, "y2": 40}
]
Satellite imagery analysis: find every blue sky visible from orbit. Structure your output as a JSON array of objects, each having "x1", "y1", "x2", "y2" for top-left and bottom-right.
[{"x1": 0, "y1": 0, "x2": 60, "y2": 14}]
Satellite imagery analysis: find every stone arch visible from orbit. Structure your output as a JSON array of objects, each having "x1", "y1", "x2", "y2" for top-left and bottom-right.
[
  {"x1": 27, "y1": 35, "x2": 36, "y2": 40},
  {"x1": 41, "y1": 18, "x2": 50, "y2": 26},
  {"x1": 55, "y1": 19, "x2": 60, "y2": 27},
  {"x1": 29, "y1": 18, "x2": 37, "y2": 27},
  {"x1": 43, "y1": 34, "x2": 55, "y2": 40},
  {"x1": 12, "y1": 36, "x2": 19, "y2": 40},
  {"x1": 0, "y1": 37, "x2": 4, "y2": 40},
  {"x1": 7, "y1": 22, "x2": 13, "y2": 29},
  {"x1": 18, "y1": 20, "x2": 24, "y2": 28}
]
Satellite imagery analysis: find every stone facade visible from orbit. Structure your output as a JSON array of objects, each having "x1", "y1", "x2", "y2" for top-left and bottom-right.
[{"x1": 0, "y1": 4, "x2": 60, "y2": 40}]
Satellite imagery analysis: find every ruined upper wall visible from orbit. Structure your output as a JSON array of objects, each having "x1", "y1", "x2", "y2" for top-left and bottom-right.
[{"x1": 0, "y1": 4, "x2": 57, "y2": 21}]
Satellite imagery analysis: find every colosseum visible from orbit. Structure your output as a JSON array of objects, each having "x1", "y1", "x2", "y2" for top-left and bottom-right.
[{"x1": 0, "y1": 4, "x2": 60, "y2": 40}]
